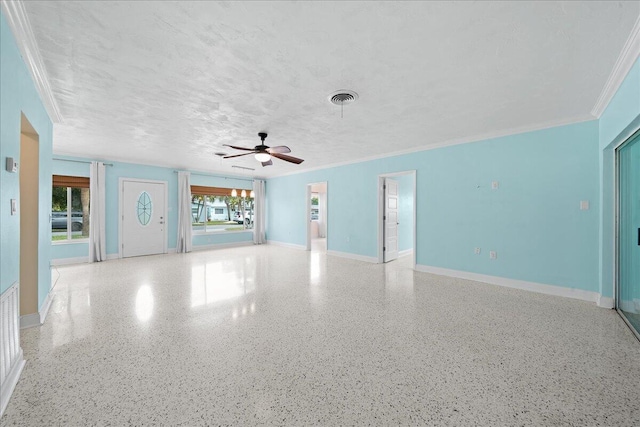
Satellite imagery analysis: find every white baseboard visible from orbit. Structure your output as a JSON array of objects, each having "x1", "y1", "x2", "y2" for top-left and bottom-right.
[
  {"x1": 39, "y1": 291, "x2": 53, "y2": 324},
  {"x1": 167, "y1": 248, "x2": 177, "y2": 254},
  {"x1": 399, "y1": 249, "x2": 413, "y2": 258},
  {"x1": 50, "y1": 256, "x2": 88, "y2": 266},
  {"x1": 597, "y1": 295, "x2": 615, "y2": 309},
  {"x1": 415, "y1": 265, "x2": 601, "y2": 304},
  {"x1": 192, "y1": 241, "x2": 253, "y2": 252},
  {"x1": 106, "y1": 254, "x2": 119, "y2": 261},
  {"x1": 620, "y1": 299, "x2": 640, "y2": 313},
  {"x1": 0, "y1": 349, "x2": 25, "y2": 417},
  {"x1": 20, "y1": 312, "x2": 40, "y2": 329},
  {"x1": 327, "y1": 250, "x2": 378, "y2": 263},
  {"x1": 266, "y1": 240, "x2": 306, "y2": 250}
]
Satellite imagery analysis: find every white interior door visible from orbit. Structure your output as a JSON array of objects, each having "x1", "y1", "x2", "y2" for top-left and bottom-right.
[
  {"x1": 121, "y1": 179, "x2": 167, "y2": 258},
  {"x1": 384, "y1": 178, "x2": 399, "y2": 262}
]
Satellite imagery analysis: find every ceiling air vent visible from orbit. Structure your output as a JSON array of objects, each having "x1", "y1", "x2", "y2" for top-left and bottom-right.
[{"x1": 328, "y1": 90, "x2": 358, "y2": 106}]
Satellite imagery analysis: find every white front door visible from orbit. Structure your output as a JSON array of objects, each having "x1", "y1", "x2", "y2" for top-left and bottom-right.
[
  {"x1": 121, "y1": 179, "x2": 167, "y2": 258},
  {"x1": 384, "y1": 178, "x2": 399, "y2": 262}
]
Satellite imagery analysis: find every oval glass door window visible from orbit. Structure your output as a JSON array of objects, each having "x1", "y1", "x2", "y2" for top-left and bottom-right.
[{"x1": 137, "y1": 191, "x2": 152, "y2": 226}]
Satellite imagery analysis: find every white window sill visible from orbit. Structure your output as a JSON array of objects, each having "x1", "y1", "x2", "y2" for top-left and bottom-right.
[
  {"x1": 192, "y1": 230, "x2": 253, "y2": 236},
  {"x1": 52, "y1": 239, "x2": 89, "y2": 245}
]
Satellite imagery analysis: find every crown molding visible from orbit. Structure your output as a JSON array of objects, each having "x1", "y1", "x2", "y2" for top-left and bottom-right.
[
  {"x1": 1, "y1": 0, "x2": 63, "y2": 123},
  {"x1": 591, "y1": 14, "x2": 640, "y2": 118},
  {"x1": 269, "y1": 114, "x2": 595, "y2": 179}
]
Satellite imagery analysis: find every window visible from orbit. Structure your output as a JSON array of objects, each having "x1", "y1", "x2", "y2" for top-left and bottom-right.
[
  {"x1": 52, "y1": 175, "x2": 90, "y2": 242},
  {"x1": 190, "y1": 185, "x2": 254, "y2": 233}
]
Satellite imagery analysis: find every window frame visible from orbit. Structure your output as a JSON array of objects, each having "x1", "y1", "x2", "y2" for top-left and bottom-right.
[
  {"x1": 51, "y1": 180, "x2": 90, "y2": 244},
  {"x1": 190, "y1": 187, "x2": 254, "y2": 235}
]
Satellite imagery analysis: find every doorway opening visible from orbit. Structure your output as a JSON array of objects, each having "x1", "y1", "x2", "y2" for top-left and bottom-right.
[
  {"x1": 377, "y1": 171, "x2": 416, "y2": 268},
  {"x1": 306, "y1": 182, "x2": 327, "y2": 253},
  {"x1": 19, "y1": 113, "x2": 39, "y2": 326}
]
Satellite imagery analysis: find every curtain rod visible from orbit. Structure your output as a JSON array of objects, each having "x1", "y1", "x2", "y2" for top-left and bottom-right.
[
  {"x1": 173, "y1": 170, "x2": 254, "y2": 182},
  {"x1": 53, "y1": 158, "x2": 113, "y2": 166}
]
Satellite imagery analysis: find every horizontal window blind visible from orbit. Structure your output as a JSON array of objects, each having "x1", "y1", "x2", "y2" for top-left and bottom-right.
[{"x1": 52, "y1": 175, "x2": 90, "y2": 188}]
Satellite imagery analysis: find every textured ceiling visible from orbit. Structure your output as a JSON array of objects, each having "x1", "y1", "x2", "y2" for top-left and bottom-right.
[{"x1": 24, "y1": 1, "x2": 640, "y2": 178}]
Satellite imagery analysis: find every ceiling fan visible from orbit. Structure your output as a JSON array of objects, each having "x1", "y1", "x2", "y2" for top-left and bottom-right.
[{"x1": 223, "y1": 133, "x2": 304, "y2": 167}]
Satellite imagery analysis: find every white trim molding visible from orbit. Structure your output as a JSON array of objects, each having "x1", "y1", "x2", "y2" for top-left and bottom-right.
[
  {"x1": 50, "y1": 256, "x2": 89, "y2": 266},
  {"x1": 0, "y1": 348, "x2": 24, "y2": 418},
  {"x1": 19, "y1": 312, "x2": 40, "y2": 329},
  {"x1": 592, "y1": 15, "x2": 640, "y2": 117},
  {"x1": 266, "y1": 240, "x2": 306, "y2": 251},
  {"x1": 1, "y1": 282, "x2": 26, "y2": 417},
  {"x1": 415, "y1": 265, "x2": 603, "y2": 305},
  {"x1": 398, "y1": 249, "x2": 413, "y2": 258},
  {"x1": 327, "y1": 250, "x2": 377, "y2": 264},
  {"x1": 0, "y1": 0, "x2": 63, "y2": 123},
  {"x1": 39, "y1": 290, "x2": 53, "y2": 324},
  {"x1": 597, "y1": 295, "x2": 615, "y2": 309},
  {"x1": 192, "y1": 241, "x2": 253, "y2": 252}
]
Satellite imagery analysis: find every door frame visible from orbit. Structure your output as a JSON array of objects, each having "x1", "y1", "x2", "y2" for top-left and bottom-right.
[
  {"x1": 377, "y1": 170, "x2": 416, "y2": 269},
  {"x1": 306, "y1": 182, "x2": 328, "y2": 251},
  {"x1": 118, "y1": 178, "x2": 168, "y2": 259},
  {"x1": 614, "y1": 127, "x2": 640, "y2": 341}
]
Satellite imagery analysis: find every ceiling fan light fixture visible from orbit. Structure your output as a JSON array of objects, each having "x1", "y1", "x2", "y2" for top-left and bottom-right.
[{"x1": 255, "y1": 152, "x2": 271, "y2": 162}]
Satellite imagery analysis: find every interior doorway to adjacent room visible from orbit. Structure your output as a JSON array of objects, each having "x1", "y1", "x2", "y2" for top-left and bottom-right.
[
  {"x1": 19, "y1": 113, "x2": 40, "y2": 324},
  {"x1": 377, "y1": 171, "x2": 416, "y2": 268},
  {"x1": 306, "y1": 182, "x2": 327, "y2": 252}
]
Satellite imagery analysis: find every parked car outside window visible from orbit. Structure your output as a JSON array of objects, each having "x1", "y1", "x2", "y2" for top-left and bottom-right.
[{"x1": 51, "y1": 212, "x2": 84, "y2": 231}]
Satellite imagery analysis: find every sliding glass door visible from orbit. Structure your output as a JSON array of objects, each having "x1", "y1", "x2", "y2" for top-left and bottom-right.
[{"x1": 617, "y1": 131, "x2": 640, "y2": 338}]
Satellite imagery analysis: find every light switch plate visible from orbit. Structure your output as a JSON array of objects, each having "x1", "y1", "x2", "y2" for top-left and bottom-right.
[
  {"x1": 491, "y1": 181, "x2": 499, "y2": 190},
  {"x1": 10, "y1": 199, "x2": 17, "y2": 215},
  {"x1": 490, "y1": 251, "x2": 497, "y2": 259},
  {"x1": 580, "y1": 200, "x2": 589, "y2": 210}
]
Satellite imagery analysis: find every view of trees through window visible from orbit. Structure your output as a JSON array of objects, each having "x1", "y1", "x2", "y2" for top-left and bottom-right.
[
  {"x1": 191, "y1": 192, "x2": 254, "y2": 233},
  {"x1": 51, "y1": 186, "x2": 90, "y2": 241}
]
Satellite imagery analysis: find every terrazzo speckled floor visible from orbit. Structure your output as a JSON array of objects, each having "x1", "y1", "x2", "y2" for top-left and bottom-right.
[{"x1": 2, "y1": 245, "x2": 640, "y2": 426}]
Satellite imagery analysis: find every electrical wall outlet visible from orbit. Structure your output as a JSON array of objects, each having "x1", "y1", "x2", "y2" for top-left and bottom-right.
[
  {"x1": 474, "y1": 248, "x2": 481, "y2": 255},
  {"x1": 489, "y1": 251, "x2": 497, "y2": 260},
  {"x1": 491, "y1": 181, "x2": 499, "y2": 190}
]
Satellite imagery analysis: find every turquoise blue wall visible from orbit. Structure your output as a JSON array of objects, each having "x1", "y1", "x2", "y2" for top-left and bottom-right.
[
  {"x1": 50, "y1": 156, "x2": 253, "y2": 260},
  {"x1": 267, "y1": 120, "x2": 600, "y2": 292},
  {"x1": 0, "y1": 11, "x2": 53, "y2": 310},
  {"x1": 396, "y1": 174, "x2": 414, "y2": 252},
  {"x1": 598, "y1": 57, "x2": 640, "y2": 298}
]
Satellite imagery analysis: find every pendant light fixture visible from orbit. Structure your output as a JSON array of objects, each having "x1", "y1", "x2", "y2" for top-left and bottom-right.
[
  {"x1": 231, "y1": 189, "x2": 237, "y2": 197},
  {"x1": 250, "y1": 190, "x2": 255, "y2": 198},
  {"x1": 241, "y1": 189, "x2": 247, "y2": 198}
]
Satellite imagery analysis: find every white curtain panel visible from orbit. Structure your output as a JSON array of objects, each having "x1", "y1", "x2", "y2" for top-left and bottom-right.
[
  {"x1": 253, "y1": 179, "x2": 266, "y2": 244},
  {"x1": 89, "y1": 161, "x2": 106, "y2": 262},
  {"x1": 176, "y1": 171, "x2": 192, "y2": 253}
]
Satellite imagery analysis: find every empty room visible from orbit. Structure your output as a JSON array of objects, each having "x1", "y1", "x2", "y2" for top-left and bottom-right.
[{"x1": 1, "y1": 1, "x2": 639, "y2": 425}]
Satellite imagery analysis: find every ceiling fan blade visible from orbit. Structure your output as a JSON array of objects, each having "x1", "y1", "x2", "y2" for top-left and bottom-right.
[
  {"x1": 223, "y1": 152, "x2": 256, "y2": 159},
  {"x1": 266, "y1": 145, "x2": 291, "y2": 154},
  {"x1": 261, "y1": 160, "x2": 273, "y2": 167},
  {"x1": 271, "y1": 152, "x2": 304, "y2": 164},
  {"x1": 223, "y1": 144, "x2": 256, "y2": 151}
]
